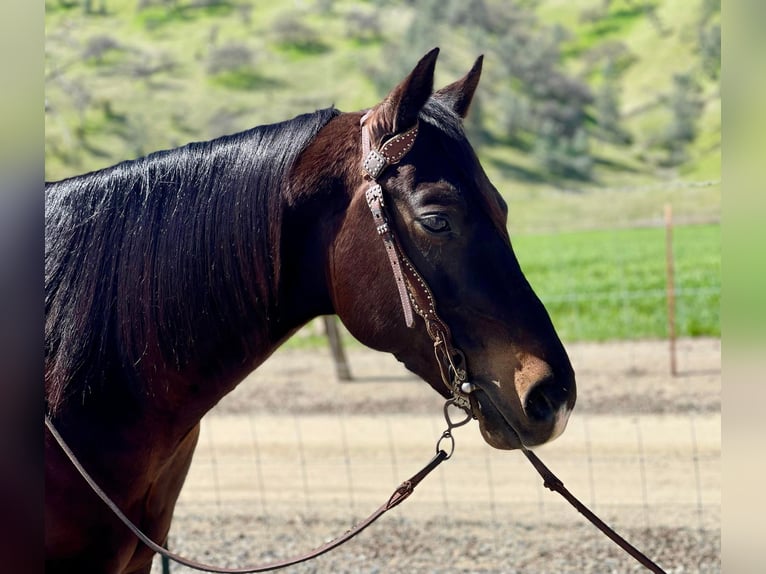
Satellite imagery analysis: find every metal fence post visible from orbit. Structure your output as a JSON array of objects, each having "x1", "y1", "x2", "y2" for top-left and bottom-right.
[{"x1": 665, "y1": 204, "x2": 678, "y2": 376}]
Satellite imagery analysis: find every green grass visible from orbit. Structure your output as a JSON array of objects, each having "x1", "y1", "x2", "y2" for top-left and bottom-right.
[
  {"x1": 513, "y1": 223, "x2": 720, "y2": 341},
  {"x1": 562, "y1": 1, "x2": 656, "y2": 58}
]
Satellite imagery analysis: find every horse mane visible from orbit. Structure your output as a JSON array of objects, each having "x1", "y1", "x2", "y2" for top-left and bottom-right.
[{"x1": 45, "y1": 107, "x2": 340, "y2": 413}]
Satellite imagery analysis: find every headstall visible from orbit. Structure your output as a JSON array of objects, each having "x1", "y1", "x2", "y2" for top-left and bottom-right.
[{"x1": 359, "y1": 111, "x2": 475, "y2": 412}]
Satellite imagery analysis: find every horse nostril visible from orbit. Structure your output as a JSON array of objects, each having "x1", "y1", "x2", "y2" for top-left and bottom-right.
[{"x1": 524, "y1": 380, "x2": 569, "y2": 423}]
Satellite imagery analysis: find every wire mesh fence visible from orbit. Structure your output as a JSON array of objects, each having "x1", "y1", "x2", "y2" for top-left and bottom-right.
[
  {"x1": 511, "y1": 218, "x2": 720, "y2": 343},
  {"x1": 175, "y1": 411, "x2": 720, "y2": 531},
  {"x1": 154, "y1": 406, "x2": 720, "y2": 573}
]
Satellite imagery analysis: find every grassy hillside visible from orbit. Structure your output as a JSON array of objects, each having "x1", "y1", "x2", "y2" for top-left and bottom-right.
[
  {"x1": 45, "y1": 0, "x2": 720, "y2": 233},
  {"x1": 538, "y1": 0, "x2": 721, "y2": 181}
]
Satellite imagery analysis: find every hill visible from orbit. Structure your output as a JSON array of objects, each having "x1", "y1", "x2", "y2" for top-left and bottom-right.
[{"x1": 44, "y1": 0, "x2": 720, "y2": 232}]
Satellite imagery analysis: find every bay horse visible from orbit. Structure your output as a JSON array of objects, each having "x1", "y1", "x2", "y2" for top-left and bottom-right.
[{"x1": 45, "y1": 49, "x2": 576, "y2": 573}]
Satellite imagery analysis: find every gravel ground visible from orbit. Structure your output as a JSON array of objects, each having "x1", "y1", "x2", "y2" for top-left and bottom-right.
[
  {"x1": 153, "y1": 337, "x2": 720, "y2": 574},
  {"x1": 160, "y1": 514, "x2": 719, "y2": 574}
]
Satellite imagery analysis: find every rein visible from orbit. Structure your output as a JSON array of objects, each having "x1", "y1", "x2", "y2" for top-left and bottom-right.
[
  {"x1": 45, "y1": 114, "x2": 667, "y2": 574},
  {"x1": 520, "y1": 447, "x2": 667, "y2": 573}
]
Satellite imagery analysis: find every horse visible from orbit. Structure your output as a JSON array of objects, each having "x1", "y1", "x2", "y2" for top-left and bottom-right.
[{"x1": 45, "y1": 48, "x2": 576, "y2": 573}]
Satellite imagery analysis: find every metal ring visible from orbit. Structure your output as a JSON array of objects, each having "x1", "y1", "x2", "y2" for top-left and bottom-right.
[
  {"x1": 436, "y1": 431, "x2": 455, "y2": 459},
  {"x1": 443, "y1": 398, "x2": 473, "y2": 430}
]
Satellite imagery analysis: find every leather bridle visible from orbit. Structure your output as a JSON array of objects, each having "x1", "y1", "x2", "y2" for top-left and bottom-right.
[
  {"x1": 359, "y1": 111, "x2": 475, "y2": 412},
  {"x1": 44, "y1": 115, "x2": 668, "y2": 574}
]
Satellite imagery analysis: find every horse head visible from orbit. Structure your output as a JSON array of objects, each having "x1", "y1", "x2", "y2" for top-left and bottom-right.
[{"x1": 328, "y1": 49, "x2": 576, "y2": 450}]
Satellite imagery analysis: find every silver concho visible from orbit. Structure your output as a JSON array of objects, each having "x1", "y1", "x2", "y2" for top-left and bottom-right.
[{"x1": 363, "y1": 149, "x2": 387, "y2": 180}]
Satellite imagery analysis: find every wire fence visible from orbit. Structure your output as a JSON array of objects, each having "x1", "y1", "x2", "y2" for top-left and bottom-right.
[
  {"x1": 174, "y1": 411, "x2": 719, "y2": 532},
  {"x1": 151, "y1": 339, "x2": 720, "y2": 573},
  {"x1": 515, "y1": 216, "x2": 720, "y2": 343},
  {"x1": 154, "y1": 410, "x2": 720, "y2": 573}
]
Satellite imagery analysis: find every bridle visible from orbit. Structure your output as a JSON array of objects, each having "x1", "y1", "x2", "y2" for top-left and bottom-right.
[
  {"x1": 358, "y1": 112, "x2": 667, "y2": 574},
  {"x1": 359, "y1": 111, "x2": 475, "y2": 412},
  {"x1": 44, "y1": 114, "x2": 668, "y2": 573}
]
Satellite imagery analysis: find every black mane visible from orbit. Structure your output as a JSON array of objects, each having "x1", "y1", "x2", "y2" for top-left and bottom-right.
[{"x1": 45, "y1": 107, "x2": 340, "y2": 413}]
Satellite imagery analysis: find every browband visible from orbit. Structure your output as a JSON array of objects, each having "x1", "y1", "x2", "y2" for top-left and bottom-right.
[{"x1": 362, "y1": 123, "x2": 419, "y2": 180}]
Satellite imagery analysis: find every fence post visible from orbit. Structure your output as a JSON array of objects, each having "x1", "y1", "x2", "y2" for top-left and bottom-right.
[
  {"x1": 664, "y1": 204, "x2": 678, "y2": 376},
  {"x1": 324, "y1": 316, "x2": 352, "y2": 381}
]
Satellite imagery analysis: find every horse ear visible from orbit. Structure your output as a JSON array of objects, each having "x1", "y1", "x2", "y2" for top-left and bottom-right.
[
  {"x1": 372, "y1": 48, "x2": 439, "y2": 136},
  {"x1": 433, "y1": 55, "x2": 483, "y2": 119}
]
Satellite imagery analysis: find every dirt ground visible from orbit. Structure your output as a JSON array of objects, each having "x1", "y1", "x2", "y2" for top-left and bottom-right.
[
  {"x1": 213, "y1": 336, "x2": 721, "y2": 416},
  {"x1": 153, "y1": 338, "x2": 720, "y2": 573}
]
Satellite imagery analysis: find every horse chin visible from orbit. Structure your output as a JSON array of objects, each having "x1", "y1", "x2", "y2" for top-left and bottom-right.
[{"x1": 470, "y1": 391, "x2": 524, "y2": 450}]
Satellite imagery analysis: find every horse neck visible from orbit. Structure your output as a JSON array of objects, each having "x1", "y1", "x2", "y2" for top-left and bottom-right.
[
  {"x1": 270, "y1": 112, "x2": 363, "y2": 339},
  {"x1": 46, "y1": 113, "x2": 352, "y2": 429},
  {"x1": 142, "y1": 138, "x2": 346, "y2": 415},
  {"x1": 150, "y1": 119, "x2": 361, "y2": 423}
]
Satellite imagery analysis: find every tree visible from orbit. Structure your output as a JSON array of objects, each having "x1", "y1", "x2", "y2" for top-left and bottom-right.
[
  {"x1": 698, "y1": 23, "x2": 720, "y2": 80},
  {"x1": 594, "y1": 59, "x2": 632, "y2": 144},
  {"x1": 345, "y1": 7, "x2": 382, "y2": 43},
  {"x1": 82, "y1": 34, "x2": 122, "y2": 64},
  {"x1": 697, "y1": 0, "x2": 720, "y2": 80},
  {"x1": 496, "y1": 23, "x2": 594, "y2": 178},
  {"x1": 373, "y1": 0, "x2": 596, "y2": 179},
  {"x1": 662, "y1": 73, "x2": 704, "y2": 165},
  {"x1": 83, "y1": 0, "x2": 107, "y2": 14},
  {"x1": 206, "y1": 42, "x2": 254, "y2": 75}
]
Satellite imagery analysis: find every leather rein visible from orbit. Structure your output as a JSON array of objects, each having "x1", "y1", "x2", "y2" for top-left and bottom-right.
[{"x1": 45, "y1": 115, "x2": 667, "y2": 573}]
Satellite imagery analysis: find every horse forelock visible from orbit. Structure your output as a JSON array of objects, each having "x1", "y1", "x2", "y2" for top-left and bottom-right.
[{"x1": 45, "y1": 107, "x2": 339, "y2": 414}]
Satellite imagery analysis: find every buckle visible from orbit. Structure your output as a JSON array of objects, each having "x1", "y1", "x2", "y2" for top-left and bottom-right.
[{"x1": 365, "y1": 183, "x2": 384, "y2": 207}]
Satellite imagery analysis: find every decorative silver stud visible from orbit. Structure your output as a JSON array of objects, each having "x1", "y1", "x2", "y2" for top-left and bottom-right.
[{"x1": 460, "y1": 382, "x2": 475, "y2": 394}]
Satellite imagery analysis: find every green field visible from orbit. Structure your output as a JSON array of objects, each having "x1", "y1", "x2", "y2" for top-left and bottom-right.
[{"x1": 514, "y1": 223, "x2": 720, "y2": 341}]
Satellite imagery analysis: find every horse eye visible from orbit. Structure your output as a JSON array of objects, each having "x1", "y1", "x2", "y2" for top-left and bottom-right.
[{"x1": 419, "y1": 215, "x2": 451, "y2": 234}]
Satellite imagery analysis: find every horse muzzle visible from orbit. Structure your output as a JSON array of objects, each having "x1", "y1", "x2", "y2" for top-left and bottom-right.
[{"x1": 469, "y1": 371, "x2": 575, "y2": 450}]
